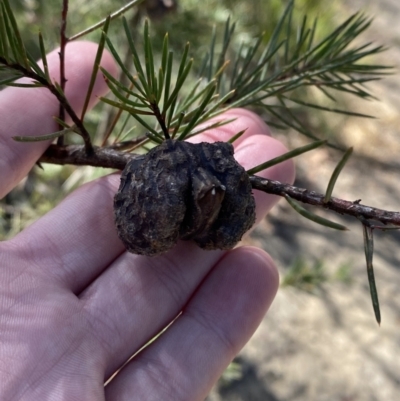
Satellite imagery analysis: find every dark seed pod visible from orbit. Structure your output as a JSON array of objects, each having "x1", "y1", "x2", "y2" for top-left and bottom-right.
[{"x1": 114, "y1": 139, "x2": 256, "y2": 256}]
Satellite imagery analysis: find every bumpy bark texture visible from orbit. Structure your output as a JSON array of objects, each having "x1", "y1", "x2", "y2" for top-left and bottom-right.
[{"x1": 114, "y1": 139, "x2": 255, "y2": 256}]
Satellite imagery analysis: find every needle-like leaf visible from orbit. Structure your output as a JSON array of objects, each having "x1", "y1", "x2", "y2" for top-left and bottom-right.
[
  {"x1": 13, "y1": 128, "x2": 75, "y2": 142},
  {"x1": 81, "y1": 16, "x2": 111, "y2": 120},
  {"x1": 247, "y1": 140, "x2": 327, "y2": 175},
  {"x1": 228, "y1": 129, "x2": 246, "y2": 144},
  {"x1": 178, "y1": 82, "x2": 217, "y2": 140},
  {"x1": 362, "y1": 223, "x2": 381, "y2": 325},
  {"x1": 2, "y1": 0, "x2": 29, "y2": 68},
  {"x1": 285, "y1": 195, "x2": 348, "y2": 231},
  {"x1": 324, "y1": 147, "x2": 353, "y2": 203},
  {"x1": 38, "y1": 31, "x2": 50, "y2": 83}
]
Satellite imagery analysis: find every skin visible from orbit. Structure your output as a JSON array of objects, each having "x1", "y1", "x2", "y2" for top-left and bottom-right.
[{"x1": 0, "y1": 42, "x2": 295, "y2": 400}]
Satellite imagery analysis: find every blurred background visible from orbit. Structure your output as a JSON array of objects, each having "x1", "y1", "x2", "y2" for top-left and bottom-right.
[{"x1": 1, "y1": 1, "x2": 400, "y2": 400}]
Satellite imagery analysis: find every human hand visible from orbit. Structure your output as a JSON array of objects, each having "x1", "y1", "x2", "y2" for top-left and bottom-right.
[{"x1": 0, "y1": 42, "x2": 294, "y2": 400}]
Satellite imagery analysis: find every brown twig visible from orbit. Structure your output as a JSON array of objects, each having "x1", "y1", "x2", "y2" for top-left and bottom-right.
[
  {"x1": 249, "y1": 175, "x2": 400, "y2": 226},
  {"x1": 59, "y1": 2, "x2": 69, "y2": 104},
  {"x1": 57, "y1": 0, "x2": 69, "y2": 145},
  {"x1": 152, "y1": 102, "x2": 170, "y2": 139},
  {"x1": 37, "y1": 144, "x2": 400, "y2": 227},
  {"x1": 40, "y1": 144, "x2": 134, "y2": 170}
]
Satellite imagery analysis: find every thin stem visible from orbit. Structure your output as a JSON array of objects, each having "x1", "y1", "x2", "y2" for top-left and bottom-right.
[
  {"x1": 37, "y1": 145, "x2": 400, "y2": 228},
  {"x1": 68, "y1": 0, "x2": 144, "y2": 41},
  {"x1": 57, "y1": 0, "x2": 69, "y2": 145},
  {"x1": 40, "y1": 144, "x2": 133, "y2": 170},
  {"x1": 249, "y1": 175, "x2": 400, "y2": 226},
  {"x1": 151, "y1": 103, "x2": 170, "y2": 139}
]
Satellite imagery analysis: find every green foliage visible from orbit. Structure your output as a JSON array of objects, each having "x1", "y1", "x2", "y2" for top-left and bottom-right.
[
  {"x1": 95, "y1": 1, "x2": 390, "y2": 147},
  {"x1": 282, "y1": 258, "x2": 329, "y2": 293},
  {"x1": 0, "y1": 166, "x2": 69, "y2": 240},
  {"x1": 1, "y1": 0, "x2": 387, "y2": 153},
  {"x1": 282, "y1": 257, "x2": 352, "y2": 293},
  {"x1": 334, "y1": 261, "x2": 353, "y2": 284},
  {"x1": 218, "y1": 361, "x2": 243, "y2": 388}
]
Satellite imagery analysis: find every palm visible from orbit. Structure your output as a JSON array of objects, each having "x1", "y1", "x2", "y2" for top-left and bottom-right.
[{"x1": 0, "y1": 42, "x2": 294, "y2": 400}]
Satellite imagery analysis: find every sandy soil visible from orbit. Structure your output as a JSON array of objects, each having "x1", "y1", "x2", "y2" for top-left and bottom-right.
[{"x1": 207, "y1": 1, "x2": 400, "y2": 400}]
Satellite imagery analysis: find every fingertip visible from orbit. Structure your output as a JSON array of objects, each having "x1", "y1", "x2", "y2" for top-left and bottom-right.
[
  {"x1": 222, "y1": 246, "x2": 280, "y2": 313},
  {"x1": 251, "y1": 247, "x2": 280, "y2": 302}
]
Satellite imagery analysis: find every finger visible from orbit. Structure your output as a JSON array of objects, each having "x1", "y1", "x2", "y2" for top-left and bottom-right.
[
  {"x1": 81, "y1": 241, "x2": 225, "y2": 379},
  {"x1": 13, "y1": 110, "x2": 293, "y2": 294},
  {"x1": 104, "y1": 247, "x2": 278, "y2": 401},
  {"x1": 10, "y1": 173, "x2": 125, "y2": 290},
  {"x1": 0, "y1": 41, "x2": 117, "y2": 198}
]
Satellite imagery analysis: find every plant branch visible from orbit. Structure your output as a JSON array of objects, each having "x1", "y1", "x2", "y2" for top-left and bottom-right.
[
  {"x1": 37, "y1": 145, "x2": 400, "y2": 227},
  {"x1": 249, "y1": 176, "x2": 400, "y2": 226},
  {"x1": 57, "y1": 0, "x2": 68, "y2": 143},
  {"x1": 39, "y1": 144, "x2": 134, "y2": 170}
]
